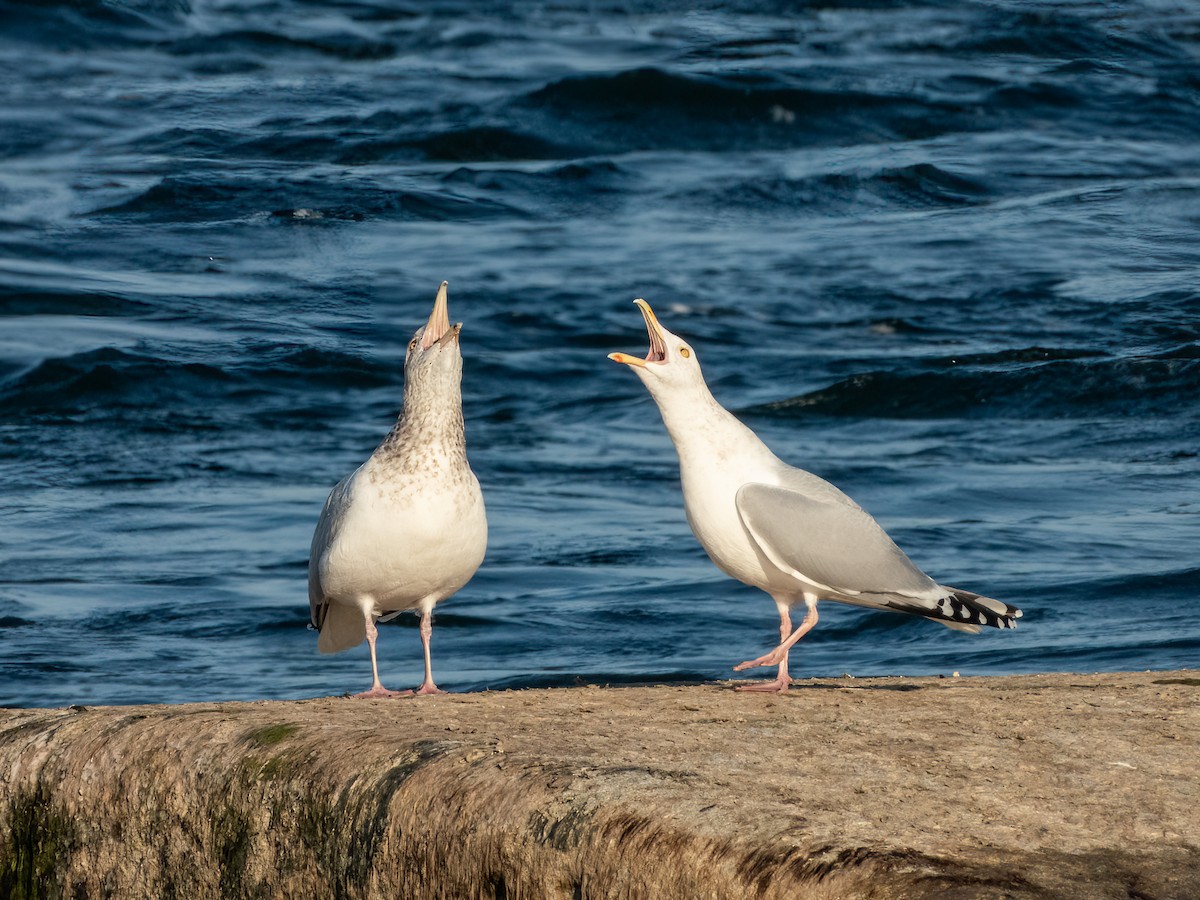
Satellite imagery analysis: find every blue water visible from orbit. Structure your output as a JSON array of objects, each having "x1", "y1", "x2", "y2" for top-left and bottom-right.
[{"x1": 1, "y1": 0, "x2": 1197, "y2": 708}]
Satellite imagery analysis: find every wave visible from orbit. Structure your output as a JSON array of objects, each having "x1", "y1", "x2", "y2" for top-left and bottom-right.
[
  {"x1": 436, "y1": 160, "x2": 631, "y2": 216},
  {"x1": 0, "y1": 285, "x2": 153, "y2": 317},
  {"x1": 1050, "y1": 566, "x2": 1200, "y2": 599},
  {"x1": 921, "y1": 6, "x2": 1190, "y2": 63},
  {"x1": 0, "y1": 344, "x2": 389, "y2": 418},
  {"x1": 758, "y1": 351, "x2": 1200, "y2": 419},
  {"x1": 0, "y1": 0, "x2": 187, "y2": 50},
  {"x1": 91, "y1": 175, "x2": 521, "y2": 223},
  {"x1": 226, "y1": 344, "x2": 393, "y2": 390},
  {"x1": 522, "y1": 67, "x2": 979, "y2": 152},
  {"x1": 339, "y1": 126, "x2": 581, "y2": 165},
  {"x1": 518, "y1": 48, "x2": 1200, "y2": 159},
  {"x1": 2, "y1": 1, "x2": 402, "y2": 62},
  {"x1": 132, "y1": 119, "x2": 584, "y2": 167},
  {"x1": 168, "y1": 27, "x2": 396, "y2": 62},
  {"x1": 0, "y1": 347, "x2": 231, "y2": 418},
  {"x1": 441, "y1": 159, "x2": 627, "y2": 192},
  {"x1": 698, "y1": 162, "x2": 994, "y2": 214}
]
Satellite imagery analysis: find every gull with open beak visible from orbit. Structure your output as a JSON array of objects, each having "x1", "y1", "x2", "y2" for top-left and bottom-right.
[
  {"x1": 309, "y1": 281, "x2": 487, "y2": 698},
  {"x1": 609, "y1": 299, "x2": 1020, "y2": 692}
]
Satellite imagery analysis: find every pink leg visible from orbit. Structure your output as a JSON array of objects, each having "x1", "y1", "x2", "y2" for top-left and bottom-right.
[
  {"x1": 736, "y1": 600, "x2": 794, "y2": 693},
  {"x1": 411, "y1": 608, "x2": 445, "y2": 696},
  {"x1": 734, "y1": 597, "x2": 819, "y2": 693},
  {"x1": 353, "y1": 612, "x2": 412, "y2": 699}
]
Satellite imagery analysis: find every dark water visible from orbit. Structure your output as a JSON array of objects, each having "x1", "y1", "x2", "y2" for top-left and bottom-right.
[{"x1": 1, "y1": 0, "x2": 1197, "y2": 708}]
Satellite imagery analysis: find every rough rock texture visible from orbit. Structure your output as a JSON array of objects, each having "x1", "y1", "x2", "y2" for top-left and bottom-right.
[{"x1": 1, "y1": 670, "x2": 1198, "y2": 899}]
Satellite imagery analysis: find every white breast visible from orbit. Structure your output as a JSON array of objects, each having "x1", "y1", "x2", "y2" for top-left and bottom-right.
[
  {"x1": 676, "y1": 430, "x2": 791, "y2": 593},
  {"x1": 316, "y1": 458, "x2": 487, "y2": 616}
]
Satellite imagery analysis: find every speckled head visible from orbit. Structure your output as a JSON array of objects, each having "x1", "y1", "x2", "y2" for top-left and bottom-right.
[{"x1": 403, "y1": 280, "x2": 464, "y2": 398}]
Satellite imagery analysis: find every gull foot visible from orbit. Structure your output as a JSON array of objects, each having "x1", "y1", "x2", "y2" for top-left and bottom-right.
[
  {"x1": 412, "y1": 683, "x2": 446, "y2": 696},
  {"x1": 733, "y1": 651, "x2": 785, "y2": 672},
  {"x1": 735, "y1": 677, "x2": 791, "y2": 693}
]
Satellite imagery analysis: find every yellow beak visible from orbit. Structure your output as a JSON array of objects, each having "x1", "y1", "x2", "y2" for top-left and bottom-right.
[
  {"x1": 608, "y1": 299, "x2": 667, "y2": 367},
  {"x1": 607, "y1": 351, "x2": 645, "y2": 367}
]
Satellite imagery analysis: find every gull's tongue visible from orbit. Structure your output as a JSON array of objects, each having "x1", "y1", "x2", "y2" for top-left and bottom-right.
[
  {"x1": 422, "y1": 281, "x2": 451, "y2": 350},
  {"x1": 607, "y1": 298, "x2": 669, "y2": 368}
]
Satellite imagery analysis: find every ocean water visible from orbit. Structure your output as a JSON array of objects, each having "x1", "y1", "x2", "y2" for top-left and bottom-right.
[{"x1": 1, "y1": 0, "x2": 1197, "y2": 708}]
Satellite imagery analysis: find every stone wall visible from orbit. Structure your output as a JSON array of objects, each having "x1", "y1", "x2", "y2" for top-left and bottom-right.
[{"x1": 2, "y1": 671, "x2": 1198, "y2": 899}]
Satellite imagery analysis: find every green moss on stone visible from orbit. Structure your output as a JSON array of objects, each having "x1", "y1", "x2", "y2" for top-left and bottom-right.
[
  {"x1": 248, "y1": 753, "x2": 300, "y2": 781},
  {"x1": 246, "y1": 724, "x2": 299, "y2": 747},
  {"x1": 0, "y1": 783, "x2": 73, "y2": 900},
  {"x1": 212, "y1": 801, "x2": 253, "y2": 899}
]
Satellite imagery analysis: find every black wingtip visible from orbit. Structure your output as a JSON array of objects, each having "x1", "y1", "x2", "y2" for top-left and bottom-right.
[{"x1": 937, "y1": 590, "x2": 1021, "y2": 630}]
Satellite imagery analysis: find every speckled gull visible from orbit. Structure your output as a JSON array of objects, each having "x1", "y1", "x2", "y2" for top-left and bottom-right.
[
  {"x1": 609, "y1": 299, "x2": 1020, "y2": 692},
  {"x1": 309, "y1": 281, "x2": 487, "y2": 698}
]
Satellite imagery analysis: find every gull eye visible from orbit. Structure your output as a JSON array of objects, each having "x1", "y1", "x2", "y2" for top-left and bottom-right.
[{"x1": 679, "y1": 347, "x2": 691, "y2": 358}]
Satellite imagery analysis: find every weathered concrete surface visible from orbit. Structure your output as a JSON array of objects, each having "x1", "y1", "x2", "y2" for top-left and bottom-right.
[{"x1": 1, "y1": 670, "x2": 1197, "y2": 899}]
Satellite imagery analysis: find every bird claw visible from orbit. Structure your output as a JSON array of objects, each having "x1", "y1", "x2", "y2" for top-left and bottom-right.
[
  {"x1": 734, "y1": 652, "x2": 783, "y2": 672},
  {"x1": 735, "y1": 678, "x2": 791, "y2": 693}
]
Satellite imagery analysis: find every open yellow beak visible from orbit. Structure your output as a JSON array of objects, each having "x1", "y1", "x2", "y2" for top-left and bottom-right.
[
  {"x1": 421, "y1": 280, "x2": 452, "y2": 350},
  {"x1": 608, "y1": 299, "x2": 668, "y2": 367}
]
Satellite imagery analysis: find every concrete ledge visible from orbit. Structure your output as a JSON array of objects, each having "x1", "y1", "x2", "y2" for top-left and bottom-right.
[{"x1": 2, "y1": 671, "x2": 1198, "y2": 898}]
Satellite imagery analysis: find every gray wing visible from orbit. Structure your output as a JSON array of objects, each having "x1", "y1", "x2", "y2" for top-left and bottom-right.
[
  {"x1": 735, "y1": 481, "x2": 939, "y2": 598},
  {"x1": 307, "y1": 470, "x2": 357, "y2": 627}
]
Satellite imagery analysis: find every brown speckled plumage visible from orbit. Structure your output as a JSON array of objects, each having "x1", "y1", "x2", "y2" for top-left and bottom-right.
[{"x1": 308, "y1": 281, "x2": 487, "y2": 698}]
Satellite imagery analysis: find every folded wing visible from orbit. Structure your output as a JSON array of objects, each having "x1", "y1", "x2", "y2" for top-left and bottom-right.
[{"x1": 735, "y1": 481, "x2": 938, "y2": 598}]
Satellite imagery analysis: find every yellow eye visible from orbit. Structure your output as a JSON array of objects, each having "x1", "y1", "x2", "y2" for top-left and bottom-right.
[{"x1": 679, "y1": 347, "x2": 691, "y2": 358}]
